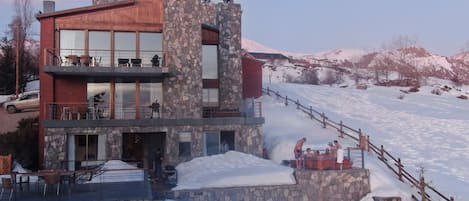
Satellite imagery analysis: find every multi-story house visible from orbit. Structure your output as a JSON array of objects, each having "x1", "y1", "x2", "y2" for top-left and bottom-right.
[{"x1": 37, "y1": 0, "x2": 264, "y2": 170}]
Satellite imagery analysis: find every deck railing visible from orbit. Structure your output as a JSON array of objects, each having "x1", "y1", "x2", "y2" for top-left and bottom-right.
[
  {"x1": 263, "y1": 87, "x2": 454, "y2": 201},
  {"x1": 45, "y1": 48, "x2": 168, "y2": 68},
  {"x1": 9, "y1": 168, "x2": 151, "y2": 201},
  {"x1": 45, "y1": 101, "x2": 262, "y2": 120}
]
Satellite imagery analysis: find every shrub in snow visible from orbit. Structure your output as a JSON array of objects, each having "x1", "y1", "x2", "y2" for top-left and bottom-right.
[
  {"x1": 431, "y1": 88, "x2": 442, "y2": 95},
  {"x1": 441, "y1": 85, "x2": 451, "y2": 92},
  {"x1": 299, "y1": 69, "x2": 319, "y2": 85},
  {"x1": 457, "y1": 95, "x2": 468, "y2": 100},
  {"x1": 408, "y1": 86, "x2": 419, "y2": 93},
  {"x1": 356, "y1": 83, "x2": 368, "y2": 90},
  {"x1": 397, "y1": 93, "x2": 405, "y2": 100}
]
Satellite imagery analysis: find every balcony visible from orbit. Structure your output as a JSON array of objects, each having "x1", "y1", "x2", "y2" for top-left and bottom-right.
[
  {"x1": 43, "y1": 49, "x2": 173, "y2": 78},
  {"x1": 42, "y1": 102, "x2": 264, "y2": 128}
]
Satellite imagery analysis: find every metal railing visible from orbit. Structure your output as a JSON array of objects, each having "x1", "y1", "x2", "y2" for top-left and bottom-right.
[
  {"x1": 45, "y1": 48, "x2": 168, "y2": 68},
  {"x1": 45, "y1": 101, "x2": 262, "y2": 120},
  {"x1": 9, "y1": 168, "x2": 151, "y2": 201},
  {"x1": 263, "y1": 87, "x2": 454, "y2": 201}
]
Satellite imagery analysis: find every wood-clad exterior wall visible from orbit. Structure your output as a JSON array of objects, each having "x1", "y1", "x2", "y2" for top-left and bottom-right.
[
  {"x1": 54, "y1": 0, "x2": 163, "y2": 32},
  {"x1": 202, "y1": 27, "x2": 219, "y2": 45},
  {"x1": 38, "y1": 0, "x2": 165, "y2": 166},
  {"x1": 242, "y1": 56, "x2": 263, "y2": 99}
]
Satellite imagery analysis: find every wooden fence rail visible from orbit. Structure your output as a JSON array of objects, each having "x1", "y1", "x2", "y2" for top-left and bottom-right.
[{"x1": 263, "y1": 87, "x2": 454, "y2": 201}]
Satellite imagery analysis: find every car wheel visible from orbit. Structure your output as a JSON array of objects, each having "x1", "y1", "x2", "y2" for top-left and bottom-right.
[{"x1": 6, "y1": 106, "x2": 17, "y2": 114}]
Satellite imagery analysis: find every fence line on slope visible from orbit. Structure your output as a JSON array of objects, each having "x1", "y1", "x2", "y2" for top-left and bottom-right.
[{"x1": 262, "y1": 87, "x2": 454, "y2": 201}]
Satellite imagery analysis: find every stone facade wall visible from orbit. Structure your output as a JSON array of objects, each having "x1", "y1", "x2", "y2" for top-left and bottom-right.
[
  {"x1": 44, "y1": 124, "x2": 262, "y2": 169},
  {"x1": 214, "y1": 4, "x2": 243, "y2": 110},
  {"x1": 163, "y1": 0, "x2": 203, "y2": 119},
  {"x1": 160, "y1": 169, "x2": 370, "y2": 201},
  {"x1": 201, "y1": 3, "x2": 243, "y2": 110},
  {"x1": 162, "y1": 0, "x2": 243, "y2": 119},
  {"x1": 92, "y1": 0, "x2": 123, "y2": 5}
]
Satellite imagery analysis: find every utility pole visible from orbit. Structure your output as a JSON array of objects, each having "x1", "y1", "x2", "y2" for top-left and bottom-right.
[{"x1": 15, "y1": 24, "x2": 20, "y2": 98}]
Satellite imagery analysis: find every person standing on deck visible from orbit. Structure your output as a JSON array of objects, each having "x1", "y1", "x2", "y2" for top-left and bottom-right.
[{"x1": 294, "y1": 137, "x2": 306, "y2": 169}]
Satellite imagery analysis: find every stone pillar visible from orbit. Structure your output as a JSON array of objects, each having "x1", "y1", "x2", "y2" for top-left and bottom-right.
[
  {"x1": 43, "y1": 0, "x2": 55, "y2": 13},
  {"x1": 163, "y1": 0, "x2": 203, "y2": 119},
  {"x1": 216, "y1": 3, "x2": 242, "y2": 110},
  {"x1": 93, "y1": 0, "x2": 122, "y2": 5}
]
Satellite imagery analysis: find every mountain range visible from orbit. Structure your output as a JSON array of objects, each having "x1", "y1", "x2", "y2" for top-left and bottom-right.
[{"x1": 242, "y1": 38, "x2": 469, "y2": 85}]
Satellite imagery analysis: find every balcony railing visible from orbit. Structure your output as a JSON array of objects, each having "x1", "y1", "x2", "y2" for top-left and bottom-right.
[
  {"x1": 44, "y1": 48, "x2": 168, "y2": 68},
  {"x1": 45, "y1": 101, "x2": 263, "y2": 121}
]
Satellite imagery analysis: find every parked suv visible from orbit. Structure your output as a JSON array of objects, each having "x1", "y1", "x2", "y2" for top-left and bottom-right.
[{"x1": 3, "y1": 90, "x2": 40, "y2": 114}]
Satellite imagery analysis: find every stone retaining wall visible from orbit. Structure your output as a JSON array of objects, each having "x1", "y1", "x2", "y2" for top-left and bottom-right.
[{"x1": 159, "y1": 168, "x2": 370, "y2": 201}]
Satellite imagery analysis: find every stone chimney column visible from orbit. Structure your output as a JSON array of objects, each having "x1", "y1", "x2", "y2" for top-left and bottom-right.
[
  {"x1": 93, "y1": 0, "x2": 122, "y2": 5},
  {"x1": 43, "y1": 0, "x2": 55, "y2": 13}
]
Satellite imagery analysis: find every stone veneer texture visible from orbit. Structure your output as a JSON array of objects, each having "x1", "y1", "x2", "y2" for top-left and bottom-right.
[
  {"x1": 163, "y1": 0, "x2": 243, "y2": 119},
  {"x1": 44, "y1": 124, "x2": 262, "y2": 168},
  {"x1": 158, "y1": 169, "x2": 371, "y2": 201}
]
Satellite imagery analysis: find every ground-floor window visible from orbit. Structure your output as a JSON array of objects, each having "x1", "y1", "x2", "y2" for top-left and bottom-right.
[
  {"x1": 178, "y1": 132, "x2": 192, "y2": 157},
  {"x1": 122, "y1": 133, "x2": 166, "y2": 169},
  {"x1": 67, "y1": 134, "x2": 106, "y2": 170},
  {"x1": 204, "y1": 131, "x2": 235, "y2": 156}
]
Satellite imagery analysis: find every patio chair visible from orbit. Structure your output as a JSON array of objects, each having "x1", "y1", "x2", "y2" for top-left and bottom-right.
[
  {"x1": 80, "y1": 55, "x2": 91, "y2": 66},
  {"x1": 130, "y1": 58, "x2": 142, "y2": 67},
  {"x1": 118, "y1": 58, "x2": 130, "y2": 67},
  {"x1": 42, "y1": 172, "x2": 61, "y2": 196},
  {"x1": 66, "y1": 55, "x2": 79, "y2": 66},
  {"x1": 1, "y1": 178, "x2": 13, "y2": 201}
]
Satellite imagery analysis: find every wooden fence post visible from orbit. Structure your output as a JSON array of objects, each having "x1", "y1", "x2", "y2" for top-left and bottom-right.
[
  {"x1": 276, "y1": 91, "x2": 280, "y2": 99},
  {"x1": 285, "y1": 96, "x2": 288, "y2": 105},
  {"x1": 367, "y1": 135, "x2": 370, "y2": 153},
  {"x1": 296, "y1": 100, "x2": 300, "y2": 109},
  {"x1": 309, "y1": 106, "x2": 314, "y2": 119},
  {"x1": 397, "y1": 158, "x2": 403, "y2": 181},
  {"x1": 358, "y1": 128, "x2": 362, "y2": 141},
  {"x1": 339, "y1": 121, "x2": 344, "y2": 138},
  {"x1": 321, "y1": 112, "x2": 326, "y2": 128},
  {"x1": 420, "y1": 176, "x2": 426, "y2": 201}
]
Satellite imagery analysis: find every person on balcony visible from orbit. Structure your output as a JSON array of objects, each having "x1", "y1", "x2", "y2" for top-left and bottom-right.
[{"x1": 151, "y1": 99, "x2": 160, "y2": 119}]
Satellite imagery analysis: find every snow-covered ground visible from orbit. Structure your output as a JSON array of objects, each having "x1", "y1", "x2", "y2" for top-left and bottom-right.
[
  {"x1": 87, "y1": 160, "x2": 144, "y2": 183},
  {"x1": 174, "y1": 81, "x2": 468, "y2": 200},
  {"x1": 263, "y1": 82, "x2": 469, "y2": 200},
  {"x1": 174, "y1": 151, "x2": 295, "y2": 190}
]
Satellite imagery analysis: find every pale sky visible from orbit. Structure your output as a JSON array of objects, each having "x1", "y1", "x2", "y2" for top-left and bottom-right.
[{"x1": 1, "y1": 0, "x2": 469, "y2": 56}]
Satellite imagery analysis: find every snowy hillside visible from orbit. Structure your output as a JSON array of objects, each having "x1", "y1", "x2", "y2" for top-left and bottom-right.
[
  {"x1": 303, "y1": 48, "x2": 368, "y2": 63},
  {"x1": 263, "y1": 82, "x2": 469, "y2": 200},
  {"x1": 243, "y1": 39, "x2": 469, "y2": 85}
]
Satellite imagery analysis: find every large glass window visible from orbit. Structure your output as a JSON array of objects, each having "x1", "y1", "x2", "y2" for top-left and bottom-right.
[
  {"x1": 203, "y1": 88, "x2": 219, "y2": 107},
  {"x1": 179, "y1": 132, "x2": 191, "y2": 157},
  {"x1": 202, "y1": 45, "x2": 218, "y2": 79},
  {"x1": 139, "y1": 82, "x2": 163, "y2": 118},
  {"x1": 89, "y1": 31, "x2": 111, "y2": 67},
  {"x1": 140, "y1": 32, "x2": 162, "y2": 67},
  {"x1": 204, "y1": 132, "x2": 219, "y2": 156},
  {"x1": 87, "y1": 83, "x2": 111, "y2": 119},
  {"x1": 204, "y1": 131, "x2": 235, "y2": 156},
  {"x1": 115, "y1": 32, "x2": 136, "y2": 66},
  {"x1": 115, "y1": 82, "x2": 136, "y2": 119},
  {"x1": 60, "y1": 30, "x2": 85, "y2": 65}
]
